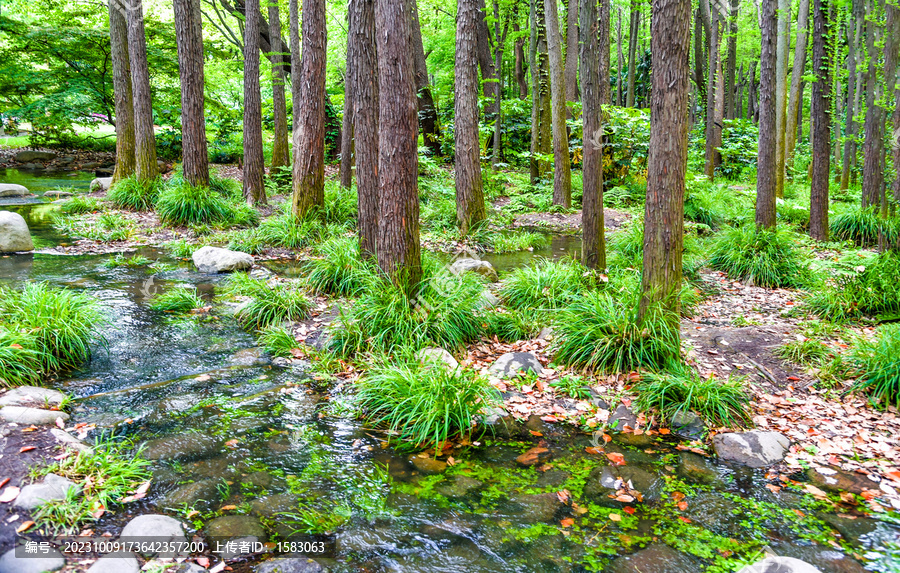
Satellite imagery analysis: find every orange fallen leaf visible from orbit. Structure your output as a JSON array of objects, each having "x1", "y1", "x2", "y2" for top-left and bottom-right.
[
  {"x1": 9, "y1": 344, "x2": 23, "y2": 350},
  {"x1": 659, "y1": 428, "x2": 671, "y2": 435},
  {"x1": 622, "y1": 506, "x2": 636, "y2": 515},
  {"x1": 0, "y1": 478, "x2": 9, "y2": 489},
  {"x1": 220, "y1": 505, "x2": 237, "y2": 511},
  {"x1": 16, "y1": 521, "x2": 35, "y2": 533},
  {"x1": 613, "y1": 494, "x2": 635, "y2": 503},
  {"x1": 677, "y1": 501, "x2": 688, "y2": 511},
  {"x1": 224, "y1": 439, "x2": 239, "y2": 448},
  {"x1": 671, "y1": 491, "x2": 686, "y2": 502},
  {"x1": 606, "y1": 452, "x2": 626, "y2": 466},
  {"x1": 677, "y1": 516, "x2": 692, "y2": 523},
  {"x1": 529, "y1": 430, "x2": 543, "y2": 437},
  {"x1": 18, "y1": 446, "x2": 35, "y2": 453},
  {"x1": 608, "y1": 513, "x2": 622, "y2": 522},
  {"x1": 196, "y1": 557, "x2": 210, "y2": 567},
  {"x1": 560, "y1": 518, "x2": 575, "y2": 527},
  {"x1": 585, "y1": 446, "x2": 604, "y2": 455}
]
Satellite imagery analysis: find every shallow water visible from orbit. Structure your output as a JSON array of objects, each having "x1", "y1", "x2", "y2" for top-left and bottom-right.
[{"x1": 0, "y1": 167, "x2": 94, "y2": 197}]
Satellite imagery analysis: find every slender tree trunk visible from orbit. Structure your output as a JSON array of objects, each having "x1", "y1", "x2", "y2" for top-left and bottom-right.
[
  {"x1": 861, "y1": 0, "x2": 885, "y2": 209},
  {"x1": 411, "y1": 2, "x2": 443, "y2": 156},
  {"x1": 890, "y1": 4, "x2": 900, "y2": 205},
  {"x1": 545, "y1": 0, "x2": 572, "y2": 207},
  {"x1": 564, "y1": 0, "x2": 580, "y2": 102},
  {"x1": 514, "y1": 22, "x2": 528, "y2": 98},
  {"x1": 797, "y1": 79, "x2": 806, "y2": 141},
  {"x1": 268, "y1": 0, "x2": 290, "y2": 170},
  {"x1": 757, "y1": 0, "x2": 778, "y2": 228},
  {"x1": 705, "y1": 4, "x2": 720, "y2": 179},
  {"x1": 374, "y1": 0, "x2": 422, "y2": 291},
  {"x1": 748, "y1": 60, "x2": 758, "y2": 120},
  {"x1": 108, "y1": 1, "x2": 135, "y2": 184},
  {"x1": 243, "y1": 0, "x2": 266, "y2": 204},
  {"x1": 810, "y1": 0, "x2": 831, "y2": 241},
  {"x1": 724, "y1": 0, "x2": 739, "y2": 119},
  {"x1": 348, "y1": 0, "x2": 379, "y2": 259},
  {"x1": 626, "y1": 0, "x2": 640, "y2": 107},
  {"x1": 538, "y1": 1, "x2": 553, "y2": 180},
  {"x1": 774, "y1": 0, "x2": 790, "y2": 197},
  {"x1": 693, "y1": 7, "x2": 707, "y2": 115},
  {"x1": 339, "y1": 51, "x2": 354, "y2": 189},
  {"x1": 581, "y1": 0, "x2": 606, "y2": 270},
  {"x1": 736, "y1": 63, "x2": 745, "y2": 119},
  {"x1": 599, "y1": 0, "x2": 611, "y2": 107},
  {"x1": 456, "y1": 0, "x2": 487, "y2": 235},
  {"x1": 292, "y1": 0, "x2": 327, "y2": 217},
  {"x1": 785, "y1": 0, "x2": 810, "y2": 171},
  {"x1": 641, "y1": 0, "x2": 690, "y2": 321},
  {"x1": 126, "y1": 0, "x2": 158, "y2": 183},
  {"x1": 530, "y1": 0, "x2": 542, "y2": 183},
  {"x1": 617, "y1": 8, "x2": 624, "y2": 106},
  {"x1": 491, "y1": 1, "x2": 508, "y2": 168},
  {"x1": 174, "y1": 0, "x2": 209, "y2": 187}
]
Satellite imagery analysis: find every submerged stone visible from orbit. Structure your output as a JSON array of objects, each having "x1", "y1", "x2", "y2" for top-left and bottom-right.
[
  {"x1": 434, "y1": 475, "x2": 483, "y2": 500},
  {"x1": 506, "y1": 491, "x2": 567, "y2": 522},
  {"x1": 713, "y1": 430, "x2": 790, "y2": 468},
  {"x1": 515, "y1": 446, "x2": 551, "y2": 467},
  {"x1": 606, "y1": 544, "x2": 703, "y2": 573},
  {"x1": 256, "y1": 557, "x2": 326, "y2": 573},
  {"x1": 159, "y1": 479, "x2": 221, "y2": 511},
  {"x1": 142, "y1": 433, "x2": 221, "y2": 461},
  {"x1": 409, "y1": 456, "x2": 448, "y2": 475}
]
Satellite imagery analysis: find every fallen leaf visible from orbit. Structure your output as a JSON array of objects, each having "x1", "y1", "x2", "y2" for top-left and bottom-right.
[
  {"x1": 613, "y1": 494, "x2": 635, "y2": 503},
  {"x1": 585, "y1": 446, "x2": 604, "y2": 455},
  {"x1": 16, "y1": 521, "x2": 35, "y2": 533},
  {"x1": 560, "y1": 518, "x2": 575, "y2": 527},
  {"x1": 55, "y1": 417, "x2": 65, "y2": 430},
  {"x1": 224, "y1": 439, "x2": 239, "y2": 448},
  {"x1": 210, "y1": 562, "x2": 226, "y2": 573},
  {"x1": 0, "y1": 487, "x2": 20, "y2": 503},
  {"x1": 220, "y1": 505, "x2": 237, "y2": 511},
  {"x1": 677, "y1": 501, "x2": 688, "y2": 511},
  {"x1": 0, "y1": 478, "x2": 9, "y2": 489},
  {"x1": 608, "y1": 513, "x2": 622, "y2": 522},
  {"x1": 195, "y1": 557, "x2": 210, "y2": 567},
  {"x1": 18, "y1": 446, "x2": 35, "y2": 453},
  {"x1": 622, "y1": 506, "x2": 636, "y2": 515},
  {"x1": 606, "y1": 452, "x2": 626, "y2": 466}
]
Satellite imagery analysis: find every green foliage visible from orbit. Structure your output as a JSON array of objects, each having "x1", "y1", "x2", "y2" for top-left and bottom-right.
[
  {"x1": 0, "y1": 328, "x2": 44, "y2": 386},
  {"x1": 356, "y1": 360, "x2": 500, "y2": 447},
  {"x1": 258, "y1": 325, "x2": 298, "y2": 358},
  {"x1": 499, "y1": 258, "x2": 596, "y2": 311},
  {"x1": 52, "y1": 210, "x2": 136, "y2": 242},
  {"x1": 148, "y1": 286, "x2": 204, "y2": 313},
  {"x1": 155, "y1": 180, "x2": 259, "y2": 227},
  {"x1": 162, "y1": 239, "x2": 200, "y2": 258},
  {"x1": 475, "y1": 230, "x2": 549, "y2": 253},
  {"x1": 777, "y1": 200, "x2": 811, "y2": 230},
  {"x1": 775, "y1": 337, "x2": 830, "y2": 365},
  {"x1": 633, "y1": 367, "x2": 752, "y2": 428},
  {"x1": 830, "y1": 206, "x2": 899, "y2": 247},
  {"x1": 715, "y1": 119, "x2": 759, "y2": 180},
  {"x1": 107, "y1": 176, "x2": 161, "y2": 211},
  {"x1": 223, "y1": 275, "x2": 310, "y2": 329},
  {"x1": 482, "y1": 309, "x2": 545, "y2": 342},
  {"x1": 707, "y1": 225, "x2": 812, "y2": 288},
  {"x1": 552, "y1": 289, "x2": 681, "y2": 373},
  {"x1": 603, "y1": 106, "x2": 650, "y2": 185},
  {"x1": 59, "y1": 195, "x2": 104, "y2": 215},
  {"x1": 608, "y1": 217, "x2": 705, "y2": 281},
  {"x1": 807, "y1": 251, "x2": 900, "y2": 321},
  {"x1": 0, "y1": 282, "x2": 103, "y2": 371},
  {"x1": 847, "y1": 325, "x2": 900, "y2": 410},
  {"x1": 102, "y1": 254, "x2": 153, "y2": 269},
  {"x1": 305, "y1": 236, "x2": 374, "y2": 296}
]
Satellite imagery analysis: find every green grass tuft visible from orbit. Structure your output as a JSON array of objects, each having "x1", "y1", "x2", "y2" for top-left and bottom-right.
[
  {"x1": 847, "y1": 325, "x2": 900, "y2": 410},
  {"x1": 59, "y1": 196, "x2": 104, "y2": 215},
  {"x1": 258, "y1": 325, "x2": 299, "y2": 357},
  {"x1": 148, "y1": 286, "x2": 204, "y2": 313},
  {"x1": 107, "y1": 175, "x2": 160, "y2": 211},
  {"x1": 155, "y1": 180, "x2": 258, "y2": 227},
  {"x1": 807, "y1": 251, "x2": 900, "y2": 322},
  {"x1": 830, "y1": 206, "x2": 899, "y2": 247},
  {"x1": 223, "y1": 275, "x2": 310, "y2": 329},
  {"x1": 0, "y1": 328, "x2": 45, "y2": 386},
  {"x1": 305, "y1": 236, "x2": 375, "y2": 296},
  {"x1": 633, "y1": 367, "x2": 752, "y2": 428},
  {"x1": 707, "y1": 225, "x2": 812, "y2": 288},
  {"x1": 775, "y1": 337, "x2": 830, "y2": 365},
  {"x1": 499, "y1": 258, "x2": 596, "y2": 311},
  {"x1": 102, "y1": 254, "x2": 153, "y2": 269}
]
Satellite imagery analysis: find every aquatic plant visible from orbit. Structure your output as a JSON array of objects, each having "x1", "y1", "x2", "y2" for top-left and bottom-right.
[
  {"x1": 258, "y1": 325, "x2": 298, "y2": 357},
  {"x1": 224, "y1": 275, "x2": 310, "y2": 329},
  {"x1": 148, "y1": 286, "x2": 204, "y2": 313},
  {"x1": 633, "y1": 367, "x2": 752, "y2": 428}
]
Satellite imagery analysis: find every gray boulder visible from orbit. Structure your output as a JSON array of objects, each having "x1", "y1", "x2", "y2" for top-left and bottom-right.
[
  {"x1": 713, "y1": 430, "x2": 790, "y2": 468},
  {"x1": 90, "y1": 177, "x2": 113, "y2": 192},
  {"x1": 159, "y1": 479, "x2": 220, "y2": 511},
  {"x1": 0, "y1": 386, "x2": 66, "y2": 408},
  {"x1": 449, "y1": 258, "x2": 499, "y2": 282},
  {"x1": 669, "y1": 410, "x2": 706, "y2": 440},
  {"x1": 416, "y1": 347, "x2": 459, "y2": 371},
  {"x1": 192, "y1": 246, "x2": 254, "y2": 273},
  {"x1": 0, "y1": 211, "x2": 34, "y2": 252},
  {"x1": 86, "y1": 552, "x2": 140, "y2": 573},
  {"x1": 488, "y1": 352, "x2": 543, "y2": 378},
  {"x1": 608, "y1": 403, "x2": 638, "y2": 431},
  {"x1": 44, "y1": 190, "x2": 73, "y2": 199},
  {"x1": 736, "y1": 557, "x2": 822, "y2": 573},
  {"x1": 606, "y1": 544, "x2": 703, "y2": 573},
  {"x1": 0, "y1": 184, "x2": 29, "y2": 197},
  {"x1": 14, "y1": 473, "x2": 81, "y2": 510},
  {"x1": 0, "y1": 546, "x2": 65, "y2": 573},
  {"x1": 120, "y1": 514, "x2": 187, "y2": 558},
  {"x1": 50, "y1": 428, "x2": 93, "y2": 453},
  {"x1": 14, "y1": 150, "x2": 56, "y2": 162},
  {"x1": 0, "y1": 406, "x2": 69, "y2": 425},
  {"x1": 257, "y1": 557, "x2": 327, "y2": 573},
  {"x1": 142, "y1": 432, "x2": 221, "y2": 461}
]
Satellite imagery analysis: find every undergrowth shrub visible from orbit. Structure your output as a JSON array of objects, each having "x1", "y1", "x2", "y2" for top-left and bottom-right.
[
  {"x1": 830, "y1": 207, "x2": 899, "y2": 247},
  {"x1": 847, "y1": 325, "x2": 900, "y2": 410},
  {"x1": 0, "y1": 328, "x2": 44, "y2": 386},
  {"x1": 258, "y1": 325, "x2": 298, "y2": 357},
  {"x1": 155, "y1": 181, "x2": 256, "y2": 227},
  {"x1": 499, "y1": 258, "x2": 596, "y2": 310},
  {"x1": 482, "y1": 309, "x2": 546, "y2": 342},
  {"x1": 356, "y1": 360, "x2": 500, "y2": 447},
  {"x1": 305, "y1": 236, "x2": 375, "y2": 296},
  {"x1": 775, "y1": 337, "x2": 830, "y2": 365},
  {"x1": 633, "y1": 367, "x2": 752, "y2": 428},
  {"x1": 608, "y1": 218, "x2": 705, "y2": 281},
  {"x1": 223, "y1": 275, "x2": 310, "y2": 329},
  {"x1": 707, "y1": 225, "x2": 812, "y2": 288},
  {"x1": 59, "y1": 196, "x2": 104, "y2": 215},
  {"x1": 807, "y1": 251, "x2": 900, "y2": 321},
  {"x1": 107, "y1": 176, "x2": 160, "y2": 211},
  {"x1": 148, "y1": 286, "x2": 204, "y2": 313}
]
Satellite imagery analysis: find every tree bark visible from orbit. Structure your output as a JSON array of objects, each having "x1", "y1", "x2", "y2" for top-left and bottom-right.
[
  {"x1": 242, "y1": 0, "x2": 266, "y2": 204},
  {"x1": 641, "y1": 0, "x2": 690, "y2": 321},
  {"x1": 292, "y1": 0, "x2": 327, "y2": 217},
  {"x1": 785, "y1": 0, "x2": 810, "y2": 171},
  {"x1": 514, "y1": 22, "x2": 528, "y2": 98},
  {"x1": 599, "y1": 0, "x2": 611, "y2": 106},
  {"x1": 126, "y1": 0, "x2": 159, "y2": 182},
  {"x1": 490, "y1": 1, "x2": 509, "y2": 167},
  {"x1": 890, "y1": 4, "x2": 900, "y2": 206},
  {"x1": 545, "y1": 0, "x2": 572, "y2": 207},
  {"x1": 757, "y1": 0, "x2": 778, "y2": 228},
  {"x1": 339, "y1": 49, "x2": 354, "y2": 190},
  {"x1": 724, "y1": 0, "x2": 739, "y2": 119},
  {"x1": 456, "y1": 0, "x2": 488, "y2": 235},
  {"x1": 841, "y1": 1, "x2": 863, "y2": 189},
  {"x1": 704, "y1": 3, "x2": 721, "y2": 180},
  {"x1": 348, "y1": 0, "x2": 379, "y2": 259},
  {"x1": 564, "y1": 0, "x2": 580, "y2": 102},
  {"x1": 410, "y1": 2, "x2": 443, "y2": 157},
  {"x1": 268, "y1": 0, "x2": 290, "y2": 170},
  {"x1": 108, "y1": 1, "x2": 135, "y2": 184},
  {"x1": 375, "y1": 0, "x2": 421, "y2": 291},
  {"x1": 693, "y1": 7, "x2": 707, "y2": 115},
  {"x1": 774, "y1": 0, "x2": 790, "y2": 197},
  {"x1": 617, "y1": 7, "x2": 625, "y2": 106},
  {"x1": 810, "y1": 0, "x2": 831, "y2": 241},
  {"x1": 580, "y1": 0, "x2": 606, "y2": 270},
  {"x1": 626, "y1": 0, "x2": 640, "y2": 108},
  {"x1": 174, "y1": 0, "x2": 210, "y2": 187},
  {"x1": 861, "y1": 0, "x2": 885, "y2": 210},
  {"x1": 748, "y1": 60, "x2": 758, "y2": 121}
]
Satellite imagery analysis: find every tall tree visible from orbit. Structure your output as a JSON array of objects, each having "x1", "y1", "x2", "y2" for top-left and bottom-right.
[
  {"x1": 375, "y1": 0, "x2": 421, "y2": 291},
  {"x1": 292, "y1": 0, "x2": 327, "y2": 218},
  {"x1": 339, "y1": 52, "x2": 354, "y2": 190},
  {"x1": 411, "y1": 2, "x2": 443, "y2": 157},
  {"x1": 126, "y1": 0, "x2": 158, "y2": 182},
  {"x1": 809, "y1": 0, "x2": 831, "y2": 241},
  {"x1": 268, "y1": 0, "x2": 290, "y2": 170},
  {"x1": 617, "y1": 8, "x2": 625, "y2": 106},
  {"x1": 757, "y1": 0, "x2": 778, "y2": 227},
  {"x1": 785, "y1": 0, "x2": 810, "y2": 170},
  {"x1": 514, "y1": 21, "x2": 529, "y2": 98},
  {"x1": 108, "y1": 1, "x2": 135, "y2": 184},
  {"x1": 774, "y1": 0, "x2": 790, "y2": 197},
  {"x1": 580, "y1": 0, "x2": 605, "y2": 270},
  {"x1": 724, "y1": 0, "x2": 739, "y2": 119},
  {"x1": 545, "y1": 0, "x2": 572, "y2": 207},
  {"x1": 625, "y1": 0, "x2": 641, "y2": 107},
  {"x1": 456, "y1": 0, "x2": 488, "y2": 235},
  {"x1": 704, "y1": 2, "x2": 722, "y2": 180},
  {"x1": 890, "y1": 4, "x2": 900, "y2": 205},
  {"x1": 174, "y1": 0, "x2": 209, "y2": 188},
  {"x1": 840, "y1": 0, "x2": 863, "y2": 189},
  {"x1": 348, "y1": 0, "x2": 379, "y2": 258},
  {"x1": 564, "y1": 0, "x2": 580, "y2": 102},
  {"x1": 243, "y1": 0, "x2": 266, "y2": 204},
  {"x1": 861, "y1": 0, "x2": 885, "y2": 209},
  {"x1": 529, "y1": 0, "x2": 553, "y2": 184},
  {"x1": 641, "y1": 0, "x2": 690, "y2": 320}
]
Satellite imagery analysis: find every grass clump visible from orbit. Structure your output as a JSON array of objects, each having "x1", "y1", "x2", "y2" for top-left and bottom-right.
[
  {"x1": 155, "y1": 181, "x2": 258, "y2": 227},
  {"x1": 499, "y1": 258, "x2": 596, "y2": 311},
  {"x1": 830, "y1": 206, "x2": 899, "y2": 247},
  {"x1": 356, "y1": 360, "x2": 500, "y2": 447},
  {"x1": 305, "y1": 236, "x2": 374, "y2": 296},
  {"x1": 107, "y1": 175, "x2": 160, "y2": 211},
  {"x1": 775, "y1": 337, "x2": 830, "y2": 365},
  {"x1": 224, "y1": 275, "x2": 310, "y2": 329},
  {"x1": 258, "y1": 325, "x2": 299, "y2": 357},
  {"x1": 552, "y1": 289, "x2": 681, "y2": 373},
  {"x1": 707, "y1": 225, "x2": 812, "y2": 288},
  {"x1": 0, "y1": 329, "x2": 44, "y2": 386},
  {"x1": 633, "y1": 367, "x2": 752, "y2": 428},
  {"x1": 807, "y1": 251, "x2": 900, "y2": 322},
  {"x1": 482, "y1": 309, "x2": 545, "y2": 342},
  {"x1": 148, "y1": 286, "x2": 204, "y2": 313},
  {"x1": 846, "y1": 325, "x2": 900, "y2": 410},
  {"x1": 59, "y1": 196, "x2": 104, "y2": 215},
  {"x1": 162, "y1": 239, "x2": 200, "y2": 258},
  {"x1": 102, "y1": 254, "x2": 153, "y2": 269}
]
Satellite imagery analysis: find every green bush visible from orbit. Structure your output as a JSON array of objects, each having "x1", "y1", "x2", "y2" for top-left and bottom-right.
[
  {"x1": 775, "y1": 337, "x2": 830, "y2": 365},
  {"x1": 482, "y1": 309, "x2": 545, "y2": 342},
  {"x1": 552, "y1": 289, "x2": 681, "y2": 373},
  {"x1": 847, "y1": 325, "x2": 900, "y2": 410},
  {"x1": 148, "y1": 286, "x2": 204, "y2": 313},
  {"x1": 807, "y1": 251, "x2": 900, "y2": 321},
  {"x1": 155, "y1": 181, "x2": 258, "y2": 227},
  {"x1": 258, "y1": 325, "x2": 298, "y2": 357},
  {"x1": 777, "y1": 201, "x2": 810, "y2": 230},
  {"x1": 59, "y1": 196, "x2": 104, "y2": 215},
  {"x1": 830, "y1": 207, "x2": 899, "y2": 247},
  {"x1": 305, "y1": 236, "x2": 374, "y2": 296},
  {"x1": 633, "y1": 367, "x2": 752, "y2": 428},
  {"x1": 107, "y1": 176, "x2": 160, "y2": 211},
  {"x1": 0, "y1": 329, "x2": 44, "y2": 386},
  {"x1": 224, "y1": 275, "x2": 310, "y2": 329},
  {"x1": 356, "y1": 361, "x2": 500, "y2": 447},
  {"x1": 499, "y1": 258, "x2": 596, "y2": 311},
  {"x1": 255, "y1": 206, "x2": 321, "y2": 249},
  {"x1": 102, "y1": 254, "x2": 153, "y2": 269},
  {"x1": 707, "y1": 225, "x2": 812, "y2": 288}
]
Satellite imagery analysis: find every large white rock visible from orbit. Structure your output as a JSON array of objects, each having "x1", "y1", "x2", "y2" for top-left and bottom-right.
[
  {"x1": 192, "y1": 246, "x2": 254, "y2": 273},
  {"x1": 449, "y1": 258, "x2": 499, "y2": 282},
  {"x1": 416, "y1": 347, "x2": 459, "y2": 371},
  {"x1": 0, "y1": 184, "x2": 29, "y2": 197},
  {"x1": 0, "y1": 406, "x2": 69, "y2": 425},
  {"x1": 736, "y1": 556, "x2": 823, "y2": 573},
  {"x1": 0, "y1": 211, "x2": 34, "y2": 252},
  {"x1": 90, "y1": 177, "x2": 113, "y2": 192},
  {"x1": 13, "y1": 473, "x2": 81, "y2": 510},
  {"x1": 0, "y1": 386, "x2": 67, "y2": 408},
  {"x1": 713, "y1": 430, "x2": 791, "y2": 468}
]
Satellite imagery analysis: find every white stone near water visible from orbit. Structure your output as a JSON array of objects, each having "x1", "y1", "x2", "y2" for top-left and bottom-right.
[
  {"x1": 449, "y1": 258, "x2": 499, "y2": 282},
  {"x1": 86, "y1": 552, "x2": 140, "y2": 573},
  {"x1": 713, "y1": 430, "x2": 791, "y2": 468},
  {"x1": 736, "y1": 556, "x2": 823, "y2": 573},
  {"x1": 489, "y1": 352, "x2": 543, "y2": 378},
  {"x1": 0, "y1": 546, "x2": 65, "y2": 573},
  {"x1": 0, "y1": 406, "x2": 69, "y2": 425},
  {"x1": 0, "y1": 184, "x2": 29, "y2": 197},
  {"x1": 192, "y1": 246, "x2": 254, "y2": 273},
  {"x1": 0, "y1": 210, "x2": 34, "y2": 253},
  {"x1": 0, "y1": 386, "x2": 67, "y2": 408},
  {"x1": 13, "y1": 473, "x2": 81, "y2": 510},
  {"x1": 120, "y1": 514, "x2": 188, "y2": 558},
  {"x1": 90, "y1": 177, "x2": 113, "y2": 192}
]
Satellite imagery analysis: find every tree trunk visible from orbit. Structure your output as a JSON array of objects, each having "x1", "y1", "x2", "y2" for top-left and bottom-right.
[
  {"x1": 748, "y1": 60, "x2": 758, "y2": 120},
  {"x1": 348, "y1": 0, "x2": 379, "y2": 259},
  {"x1": 736, "y1": 63, "x2": 745, "y2": 119},
  {"x1": 174, "y1": 0, "x2": 209, "y2": 188},
  {"x1": 545, "y1": 0, "x2": 572, "y2": 207},
  {"x1": 375, "y1": 0, "x2": 422, "y2": 292},
  {"x1": 890, "y1": 4, "x2": 900, "y2": 205},
  {"x1": 797, "y1": 79, "x2": 806, "y2": 141},
  {"x1": 580, "y1": 0, "x2": 606, "y2": 270},
  {"x1": 810, "y1": 0, "x2": 831, "y2": 241},
  {"x1": 641, "y1": 0, "x2": 690, "y2": 321},
  {"x1": 774, "y1": 0, "x2": 790, "y2": 197},
  {"x1": 861, "y1": 0, "x2": 885, "y2": 210},
  {"x1": 626, "y1": 0, "x2": 640, "y2": 107},
  {"x1": 291, "y1": 0, "x2": 327, "y2": 217},
  {"x1": 126, "y1": 0, "x2": 159, "y2": 182},
  {"x1": 108, "y1": 1, "x2": 135, "y2": 184},
  {"x1": 491, "y1": 1, "x2": 508, "y2": 167},
  {"x1": 599, "y1": 0, "x2": 611, "y2": 106},
  {"x1": 785, "y1": 0, "x2": 810, "y2": 171},
  {"x1": 693, "y1": 7, "x2": 707, "y2": 115},
  {"x1": 704, "y1": 3, "x2": 720, "y2": 180},
  {"x1": 530, "y1": 0, "x2": 542, "y2": 182},
  {"x1": 339, "y1": 50, "x2": 354, "y2": 189},
  {"x1": 841, "y1": 1, "x2": 863, "y2": 189},
  {"x1": 724, "y1": 0, "x2": 739, "y2": 119},
  {"x1": 617, "y1": 8, "x2": 624, "y2": 106},
  {"x1": 456, "y1": 0, "x2": 488, "y2": 235},
  {"x1": 268, "y1": 0, "x2": 290, "y2": 170},
  {"x1": 243, "y1": 0, "x2": 266, "y2": 204},
  {"x1": 411, "y1": 2, "x2": 443, "y2": 157},
  {"x1": 564, "y1": 0, "x2": 580, "y2": 102},
  {"x1": 475, "y1": 0, "x2": 499, "y2": 102},
  {"x1": 514, "y1": 22, "x2": 528, "y2": 98},
  {"x1": 757, "y1": 0, "x2": 778, "y2": 228}
]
